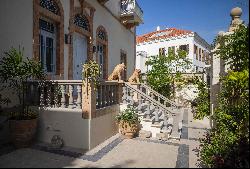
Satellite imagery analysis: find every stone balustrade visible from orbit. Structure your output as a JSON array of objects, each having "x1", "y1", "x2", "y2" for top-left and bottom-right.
[
  {"x1": 26, "y1": 80, "x2": 123, "y2": 119},
  {"x1": 26, "y1": 80, "x2": 83, "y2": 109},
  {"x1": 96, "y1": 81, "x2": 119, "y2": 109}
]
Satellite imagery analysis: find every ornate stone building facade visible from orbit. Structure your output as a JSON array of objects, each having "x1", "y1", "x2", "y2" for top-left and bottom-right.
[{"x1": 0, "y1": 0, "x2": 143, "y2": 81}]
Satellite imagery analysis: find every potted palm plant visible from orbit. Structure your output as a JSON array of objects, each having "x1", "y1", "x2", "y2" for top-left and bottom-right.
[
  {"x1": 0, "y1": 47, "x2": 45, "y2": 148},
  {"x1": 115, "y1": 107, "x2": 140, "y2": 139}
]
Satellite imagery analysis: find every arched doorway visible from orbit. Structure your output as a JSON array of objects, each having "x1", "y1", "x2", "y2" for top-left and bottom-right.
[
  {"x1": 72, "y1": 13, "x2": 91, "y2": 80},
  {"x1": 68, "y1": 0, "x2": 95, "y2": 80},
  {"x1": 96, "y1": 26, "x2": 108, "y2": 80}
]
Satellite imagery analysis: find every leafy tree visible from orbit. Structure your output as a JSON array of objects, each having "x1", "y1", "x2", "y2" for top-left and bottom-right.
[
  {"x1": 191, "y1": 77, "x2": 210, "y2": 120},
  {"x1": 200, "y1": 25, "x2": 249, "y2": 168},
  {"x1": 145, "y1": 49, "x2": 192, "y2": 98}
]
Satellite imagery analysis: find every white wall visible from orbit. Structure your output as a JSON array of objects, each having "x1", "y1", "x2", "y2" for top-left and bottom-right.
[{"x1": 0, "y1": 0, "x2": 33, "y2": 58}]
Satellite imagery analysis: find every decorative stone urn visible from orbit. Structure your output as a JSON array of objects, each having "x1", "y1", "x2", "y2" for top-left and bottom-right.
[
  {"x1": 119, "y1": 121, "x2": 139, "y2": 139},
  {"x1": 10, "y1": 118, "x2": 38, "y2": 148}
]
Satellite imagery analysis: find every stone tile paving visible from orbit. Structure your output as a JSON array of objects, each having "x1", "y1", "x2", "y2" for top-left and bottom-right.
[{"x1": 0, "y1": 108, "x2": 210, "y2": 168}]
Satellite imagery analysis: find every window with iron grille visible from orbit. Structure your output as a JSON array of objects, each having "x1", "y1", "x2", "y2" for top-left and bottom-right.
[
  {"x1": 40, "y1": 0, "x2": 59, "y2": 15},
  {"x1": 74, "y1": 14, "x2": 90, "y2": 31}
]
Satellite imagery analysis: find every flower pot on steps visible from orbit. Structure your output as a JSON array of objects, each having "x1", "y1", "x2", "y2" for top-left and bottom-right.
[
  {"x1": 10, "y1": 118, "x2": 38, "y2": 148},
  {"x1": 119, "y1": 121, "x2": 139, "y2": 139}
]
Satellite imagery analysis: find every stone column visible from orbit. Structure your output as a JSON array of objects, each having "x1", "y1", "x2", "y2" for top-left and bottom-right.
[{"x1": 82, "y1": 80, "x2": 96, "y2": 119}]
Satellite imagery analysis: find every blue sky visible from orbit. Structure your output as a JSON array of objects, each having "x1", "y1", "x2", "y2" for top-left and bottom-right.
[{"x1": 136, "y1": 0, "x2": 249, "y2": 44}]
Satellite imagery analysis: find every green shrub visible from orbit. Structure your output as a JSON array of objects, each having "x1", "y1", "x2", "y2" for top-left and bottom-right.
[
  {"x1": 200, "y1": 25, "x2": 249, "y2": 168},
  {"x1": 115, "y1": 107, "x2": 140, "y2": 124}
]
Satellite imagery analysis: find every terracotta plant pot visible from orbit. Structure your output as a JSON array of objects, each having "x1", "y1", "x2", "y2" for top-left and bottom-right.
[
  {"x1": 119, "y1": 121, "x2": 139, "y2": 139},
  {"x1": 10, "y1": 118, "x2": 38, "y2": 148}
]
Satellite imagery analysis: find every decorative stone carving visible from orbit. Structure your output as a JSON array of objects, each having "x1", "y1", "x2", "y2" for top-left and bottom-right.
[
  {"x1": 229, "y1": 7, "x2": 244, "y2": 32},
  {"x1": 128, "y1": 69, "x2": 141, "y2": 84},
  {"x1": 108, "y1": 63, "x2": 126, "y2": 81},
  {"x1": 50, "y1": 135, "x2": 64, "y2": 149}
]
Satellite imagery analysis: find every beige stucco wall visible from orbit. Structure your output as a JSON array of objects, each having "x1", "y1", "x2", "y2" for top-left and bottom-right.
[
  {"x1": 0, "y1": 1, "x2": 33, "y2": 107},
  {"x1": 38, "y1": 108, "x2": 90, "y2": 150},
  {"x1": 90, "y1": 105, "x2": 119, "y2": 149},
  {"x1": 38, "y1": 105, "x2": 119, "y2": 150},
  {"x1": 0, "y1": 0, "x2": 33, "y2": 59},
  {"x1": 105, "y1": 0, "x2": 121, "y2": 18}
]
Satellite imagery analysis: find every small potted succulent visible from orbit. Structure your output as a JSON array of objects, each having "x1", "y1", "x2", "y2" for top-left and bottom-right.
[{"x1": 115, "y1": 107, "x2": 140, "y2": 139}]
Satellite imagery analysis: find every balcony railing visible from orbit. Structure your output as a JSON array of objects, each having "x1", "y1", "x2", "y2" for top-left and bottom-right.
[{"x1": 120, "y1": 0, "x2": 143, "y2": 27}]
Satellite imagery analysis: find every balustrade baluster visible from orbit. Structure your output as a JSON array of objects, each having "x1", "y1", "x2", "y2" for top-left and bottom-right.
[
  {"x1": 110, "y1": 85, "x2": 113, "y2": 105},
  {"x1": 145, "y1": 100, "x2": 151, "y2": 119},
  {"x1": 163, "y1": 115, "x2": 168, "y2": 131},
  {"x1": 138, "y1": 97, "x2": 142, "y2": 114},
  {"x1": 154, "y1": 106, "x2": 160, "y2": 125},
  {"x1": 114, "y1": 85, "x2": 118, "y2": 104},
  {"x1": 77, "y1": 85, "x2": 82, "y2": 109},
  {"x1": 130, "y1": 90, "x2": 134, "y2": 106},
  {"x1": 40, "y1": 84, "x2": 45, "y2": 107},
  {"x1": 54, "y1": 84, "x2": 59, "y2": 108},
  {"x1": 47, "y1": 84, "x2": 52, "y2": 107},
  {"x1": 60, "y1": 85, "x2": 66, "y2": 108},
  {"x1": 101, "y1": 85, "x2": 105, "y2": 108},
  {"x1": 122, "y1": 86, "x2": 127, "y2": 104},
  {"x1": 68, "y1": 85, "x2": 74, "y2": 109},
  {"x1": 97, "y1": 85, "x2": 101, "y2": 108},
  {"x1": 105, "y1": 85, "x2": 109, "y2": 106}
]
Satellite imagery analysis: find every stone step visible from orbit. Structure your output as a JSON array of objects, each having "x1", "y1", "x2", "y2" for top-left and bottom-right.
[{"x1": 139, "y1": 130, "x2": 152, "y2": 139}]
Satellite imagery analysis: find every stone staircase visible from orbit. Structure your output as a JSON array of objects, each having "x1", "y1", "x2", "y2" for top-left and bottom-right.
[{"x1": 121, "y1": 83, "x2": 184, "y2": 141}]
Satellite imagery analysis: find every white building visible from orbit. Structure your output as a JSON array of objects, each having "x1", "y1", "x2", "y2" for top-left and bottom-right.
[{"x1": 136, "y1": 27, "x2": 211, "y2": 73}]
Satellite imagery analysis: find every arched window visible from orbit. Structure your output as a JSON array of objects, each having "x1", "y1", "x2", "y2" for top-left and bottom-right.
[
  {"x1": 40, "y1": 0, "x2": 59, "y2": 15},
  {"x1": 74, "y1": 14, "x2": 90, "y2": 32},
  {"x1": 96, "y1": 26, "x2": 108, "y2": 79},
  {"x1": 97, "y1": 30, "x2": 107, "y2": 41}
]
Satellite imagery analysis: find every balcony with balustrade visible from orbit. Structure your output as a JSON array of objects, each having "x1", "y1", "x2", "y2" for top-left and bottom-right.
[{"x1": 120, "y1": 0, "x2": 144, "y2": 29}]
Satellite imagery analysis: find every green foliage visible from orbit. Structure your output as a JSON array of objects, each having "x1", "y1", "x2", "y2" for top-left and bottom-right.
[
  {"x1": 115, "y1": 107, "x2": 140, "y2": 125},
  {"x1": 82, "y1": 60, "x2": 100, "y2": 90},
  {"x1": 191, "y1": 77, "x2": 210, "y2": 120},
  {"x1": 145, "y1": 49, "x2": 192, "y2": 98},
  {"x1": 215, "y1": 24, "x2": 249, "y2": 71},
  {"x1": 0, "y1": 47, "x2": 45, "y2": 119},
  {"x1": 200, "y1": 25, "x2": 249, "y2": 168}
]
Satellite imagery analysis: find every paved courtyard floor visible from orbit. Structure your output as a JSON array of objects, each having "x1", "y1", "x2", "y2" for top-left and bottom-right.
[{"x1": 0, "y1": 109, "x2": 210, "y2": 168}]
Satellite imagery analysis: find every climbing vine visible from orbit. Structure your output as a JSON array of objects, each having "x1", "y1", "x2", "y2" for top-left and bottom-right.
[
  {"x1": 191, "y1": 77, "x2": 210, "y2": 120},
  {"x1": 82, "y1": 60, "x2": 100, "y2": 90}
]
